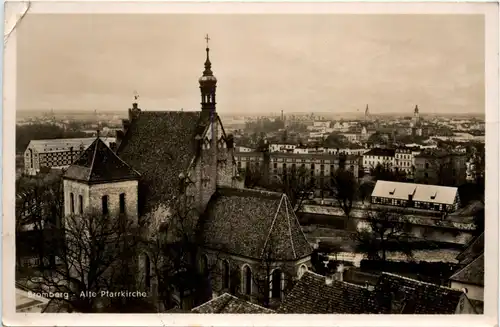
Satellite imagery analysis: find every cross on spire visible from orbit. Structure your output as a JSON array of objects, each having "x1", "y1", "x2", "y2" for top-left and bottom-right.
[{"x1": 205, "y1": 34, "x2": 210, "y2": 48}]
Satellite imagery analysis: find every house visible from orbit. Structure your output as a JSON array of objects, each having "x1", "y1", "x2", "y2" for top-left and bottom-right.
[
  {"x1": 371, "y1": 180, "x2": 460, "y2": 212},
  {"x1": 191, "y1": 293, "x2": 274, "y2": 313},
  {"x1": 449, "y1": 232, "x2": 484, "y2": 304},
  {"x1": 23, "y1": 137, "x2": 116, "y2": 176},
  {"x1": 61, "y1": 41, "x2": 311, "y2": 310},
  {"x1": 362, "y1": 148, "x2": 396, "y2": 173},
  {"x1": 414, "y1": 150, "x2": 467, "y2": 186},
  {"x1": 278, "y1": 270, "x2": 474, "y2": 314}
]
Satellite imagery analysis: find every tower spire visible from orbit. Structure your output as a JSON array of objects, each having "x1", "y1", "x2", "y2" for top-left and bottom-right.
[{"x1": 199, "y1": 34, "x2": 217, "y2": 113}]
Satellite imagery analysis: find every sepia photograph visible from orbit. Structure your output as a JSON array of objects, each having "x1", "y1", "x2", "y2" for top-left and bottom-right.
[{"x1": 3, "y1": 1, "x2": 499, "y2": 326}]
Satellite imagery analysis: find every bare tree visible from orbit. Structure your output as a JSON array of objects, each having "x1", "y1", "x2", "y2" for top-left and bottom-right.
[
  {"x1": 250, "y1": 234, "x2": 297, "y2": 309},
  {"x1": 16, "y1": 172, "x2": 64, "y2": 272},
  {"x1": 140, "y1": 195, "x2": 222, "y2": 311},
  {"x1": 353, "y1": 208, "x2": 413, "y2": 262},
  {"x1": 23, "y1": 209, "x2": 142, "y2": 313},
  {"x1": 329, "y1": 169, "x2": 358, "y2": 224}
]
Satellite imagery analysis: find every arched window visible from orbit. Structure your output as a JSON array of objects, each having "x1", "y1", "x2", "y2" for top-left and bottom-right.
[
  {"x1": 222, "y1": 260, "x2": 230, "y2": 289},
  {"x1": 200, "y1": 254, "x2": 209, "y2": 275},
  {"x1": 242, "y1": 265, "x2": 252, "y2": 296},
  {"x1": 144, "y1": 254, "x2": 151, "y2": 290},
  {"x1": 298, "y1": 265, "x2": 308, "y2": 279},
  {"x1": 271, "y1": 268, "x2": 282, "y2": 299}
]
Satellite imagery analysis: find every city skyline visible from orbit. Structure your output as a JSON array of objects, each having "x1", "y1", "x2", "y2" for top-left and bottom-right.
[{"x1": 18, "y1": 14, "x2": 484, "y2": 114}]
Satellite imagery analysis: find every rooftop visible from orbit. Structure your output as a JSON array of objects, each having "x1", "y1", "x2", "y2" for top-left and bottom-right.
[
  {"x1": 371, "y1": 180, "x2": 458, "y2": 205},
  {"x1": 63, "y1": 137, "x2": 141, "y2": 184},
  {"x1": 449, "y1": 253, "x2": 484, "y2": 286},
  {"x1": 455, "y1": 232, "x2": 484, "y2": 266},
  {"x1": 278, "y1": 271, "x2": 379, "y2": 314},
  {"x1": 192, "y1": 293, "x2": 274, "y2": 313},
  {"x1": 116, "y1": 110, "x2": 212, "y2": 211},
  {"x1": 363, "y1": 148, "x2": 396, "y2": 157},
  {"x1": 199, "y1": 187, "x2": 312, "y2": 260}
]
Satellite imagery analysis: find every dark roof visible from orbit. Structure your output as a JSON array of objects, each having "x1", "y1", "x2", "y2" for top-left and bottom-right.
[
  {"x1": 116, "y1": 111, "x2": 211, "y2": 211},
  {"x1": 456, "y1": 232, "x2": 484, "y2": 266},
  {"x1": 64, "y1": 137, "x2": 140, "y2": 184},
  {"x1": 363, "y1": 148, "x2": 395, "y2": 157},
  {"x1": 374, "y1": 272, "x2": 463, "y2": 314},
  {"x1": 450, "y1": 254, "x2": 484, "y2": 286},
  {"x1": 192, "y1": 293, "x2": 274, "y2": 313},
  {"x1": 278, "y1": 271, "x2": 380, "y2": 314},
  {"x1": 198, "y1": 187, "x2": 312, "y2": 260}
]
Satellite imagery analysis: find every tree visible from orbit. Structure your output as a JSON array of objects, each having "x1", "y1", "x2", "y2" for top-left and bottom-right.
[
  {"x1": 353, "y1": 208, "x2": 413, "y2": 262},
  {"x1": 16, "y1": 171, "x2": 64, "y2": 271},
  {"x1": 371, "y1": 163, "x2": 406, "y2": 182},
  {"x1": 16, "y1": 123, "x2": 87, "y2": 153},
  {"x1": 22, "y1": 209, "x2": 142, "y2": 313},
  {"x1": 329, "y1": 169, "x2": 358, "y2": 224},
  {"x1": 140, "y1": 196, "x2": 218, "y2": 311},
  {"x1": 250, "y1": 234, "x2": 296, "y2": 309},
  {"x1": 323, "y1": 133, "x2": 349, "y2": 149},
  {"x1": 268, "y1": 166, "x2": 315, "y2": 213},
  {"x1": 358, "y1": 181, "x2": 376, "y2": 204}
]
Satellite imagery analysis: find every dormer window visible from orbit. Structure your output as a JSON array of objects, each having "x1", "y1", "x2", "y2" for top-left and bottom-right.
[
  {"x1": 430, "y1": 192, "x2": 437, "y2": 200},
  {"x1": 389, "y1": 188, "x2": 396, "y2": 195}
]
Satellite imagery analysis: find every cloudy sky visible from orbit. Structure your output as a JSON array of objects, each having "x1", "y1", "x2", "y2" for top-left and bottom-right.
[{"x1": 17, "y1": 14, "x2": 484, "y2": 114}]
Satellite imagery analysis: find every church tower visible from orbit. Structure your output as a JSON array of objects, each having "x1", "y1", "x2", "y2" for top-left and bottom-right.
[
  {"x1": 199, "y1": 34, "x2": 217, "y2": 114},
  {"x1": 414, "y1": 105, "x2": 420, "y2": 122}
]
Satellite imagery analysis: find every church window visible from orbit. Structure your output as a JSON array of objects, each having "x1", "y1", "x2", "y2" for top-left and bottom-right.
[
  {"x1": 242, "y1": 265, "x2": 252, "y2": 296},
  {"x1": 70, "y1": 193, "x2": 75, "y2": 214},
  {"x1": 78, "y1": 195, "x2": 83, "y2": 214},
  {"x1": 119, "y1": 193, "x2": 126, "y2": 214},
  {"x1": 222, "y1": 260, "x2": 230, "y2": 289},
  {"x1": 102, "y1": 195, "x2": 109, "y2": 216},
  {"x1": 200, "y1": 254, "x2": 209, "y2": 275},
  {"x1": 271, "y1": 268, "x2": 283, "y2": 299}
]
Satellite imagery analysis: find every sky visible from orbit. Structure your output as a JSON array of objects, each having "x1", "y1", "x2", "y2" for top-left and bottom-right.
[{"x1": 17, "y1": 14, "x2": 485, "y2": 115}]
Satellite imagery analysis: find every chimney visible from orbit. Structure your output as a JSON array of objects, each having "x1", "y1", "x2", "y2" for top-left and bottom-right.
[
  {"x1": 110, "y1": 142, "x2": 117, "y2": 152},
  {"x1": 226, "y1": 134, "x2": 234, "y2": 149},
  {"x1": 335, "y1": 264, "x2": 345, "y2": 282}
]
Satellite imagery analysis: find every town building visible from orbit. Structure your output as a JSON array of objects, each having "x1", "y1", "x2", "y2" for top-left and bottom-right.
[
  {"x1": 394, "y1": 147, "x2": 420, "y2": 179},
  {"x1": 234, "y1": 151, "x2": 361, "y2": 192},
  {"x1": 414, "y1": 150, "x2": 467, "y2": 186},
  {"x1": 362, "y1": 148, "x2": 396, "y2": 173},
  {"x1": 278, "y1": 270, "x2": 477, "y2": 314},
  {"x1": 449, "y1": 232, "x2": 484, "y2": 305},
  {"x1": 371, "y1": 180, "x2": 460, "y2": 212},
  {"x1": 23, "y1": 137, "x2": 116, "y2": 176},
  {"x1": 61, "y1": 40, "x2": 312, "y2": 311}
]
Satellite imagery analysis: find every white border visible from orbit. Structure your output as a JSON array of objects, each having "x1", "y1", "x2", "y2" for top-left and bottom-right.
[{"x1": 3, "y1": 2, "x2": 499, "y2": 327}]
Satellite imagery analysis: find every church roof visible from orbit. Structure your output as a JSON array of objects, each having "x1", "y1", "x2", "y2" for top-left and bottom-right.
[
  {"x1": 199, "y1": 187, "x2": 312, "y2": 260},
  {"x1": 116, "y1": 110, "x2": 212, "y2": 211},
  {"x1": 63, "y1": 137, "x2": 140, "y2": 184}
]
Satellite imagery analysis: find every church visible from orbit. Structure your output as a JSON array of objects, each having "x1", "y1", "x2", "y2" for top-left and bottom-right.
[{"x1": 61, "y1": 37, "x2": 312, "y2": 311}]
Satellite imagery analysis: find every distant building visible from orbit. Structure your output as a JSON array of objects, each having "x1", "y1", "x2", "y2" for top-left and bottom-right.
[
  {"x1": 235, "y1": 151, "x2": 361, "y2": 193},
  {"x1": 23, "y1": 137, "x2": 116, "y2": 176},
  {"x1": 362, "y1": 148, "x2": 396, "y2": 173},
  {"x1": 414, "y1": 151, "x2": 467, "y2": 186},
  {"x1": 269, "y1": 143, "x2": 297, "y2": 153},
  {"x1": 371, "y1": 180, "x2": 460, "y2": 212},
  {"x1": 394, "y1": 147, "x2": 420, "y2": 179}
]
